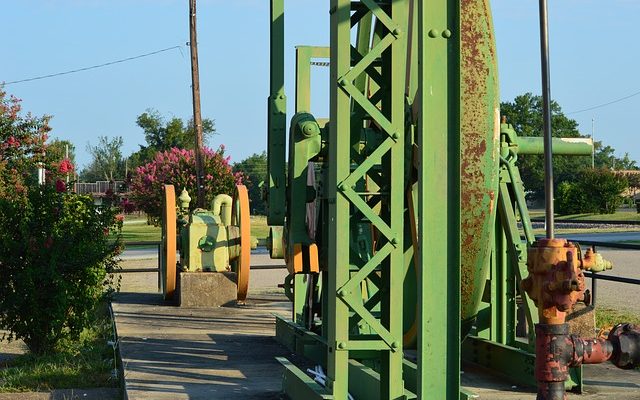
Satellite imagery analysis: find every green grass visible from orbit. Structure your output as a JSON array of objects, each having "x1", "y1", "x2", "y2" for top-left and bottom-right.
[
  {"x1": 596, "y1": 308, "x2": 640, "y2": 330},
  {"x1": 250, "y1": 215, "x2": 269, "y2": 242},
  {"x1": 0, "y1": 305, "x2": 118, "y2": 393},
  {"x1": 120, "y1": 214, "x2": 270, "y2": 244},
  {"x1": 120, "y1": 220, "x2": 161, "y2": 243}
]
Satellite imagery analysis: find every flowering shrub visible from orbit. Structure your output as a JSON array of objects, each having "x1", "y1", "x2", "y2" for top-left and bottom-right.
[
  {"x1": 129, "y1": 146, "x2": 243, "y2": 221},
  {"x1": 0, "y1": 182, "x2": 122, "y2": 355},
  {"x1": 0, "y1": 89, "x2": 49, "y2": 201},
  {"x1": 0, "y1": 88, "x2": 122, "y2": 355}
]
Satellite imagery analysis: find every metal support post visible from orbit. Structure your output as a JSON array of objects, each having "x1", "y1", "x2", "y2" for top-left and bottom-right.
[
  {"x1": 267, "y1": 0, "x2": 287, "y2": 225},
  {"x1": 327, "y1": 1, "x2": 408, "y2": 398},
  {"x1": 538, "y1": 0, "x2": 554, "y2": 238},
  {"x1": 417, "y1": 0, "x2": 461, "y2": 398}
]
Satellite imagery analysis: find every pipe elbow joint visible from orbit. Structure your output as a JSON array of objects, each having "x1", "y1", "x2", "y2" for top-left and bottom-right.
[{"x1": 609, "y1": 323, "x2": 640, "y2": 369}]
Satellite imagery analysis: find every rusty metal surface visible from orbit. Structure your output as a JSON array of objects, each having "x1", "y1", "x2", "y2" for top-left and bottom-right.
[
  {"x1": 162, "y1": 184, "x2": 177, "y2": 300},
  {"x1": 523, "y1": 239, "x2": 585, "y2": 324},
  {"x1": 571, "y1": 336, "x2": 614, "y2": 365},
  {"x1": 609, "y1": 323, "x2": 640, "y2": 369},
  {"x1": 459, "y1": 0, "x2": 501, "y2": 328},
  {"x1": 232, "y1": 185, "x2": 251, "y2": 303}
]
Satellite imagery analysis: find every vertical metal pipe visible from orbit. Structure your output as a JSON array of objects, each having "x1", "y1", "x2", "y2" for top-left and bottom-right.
[{"x1": 539, "y1": 0, "x2": 554, "y2": 238}]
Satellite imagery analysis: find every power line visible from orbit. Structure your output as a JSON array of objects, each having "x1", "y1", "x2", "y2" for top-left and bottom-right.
[
  {"x1": 567, "y1": 88, "x2": 640, "y2": 115},
  {"x1": 2, "y1": 45, "x2": 185, "y2": 86}
]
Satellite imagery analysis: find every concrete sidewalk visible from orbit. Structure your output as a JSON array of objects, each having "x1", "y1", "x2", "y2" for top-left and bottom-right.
[{"x1": 112, "y1": 255, "x2": 291, "y2": 400}]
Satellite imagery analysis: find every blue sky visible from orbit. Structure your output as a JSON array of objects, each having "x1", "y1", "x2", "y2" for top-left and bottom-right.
[{"x1": 2, "y1": 0, "x2": 638, "y2": 170}]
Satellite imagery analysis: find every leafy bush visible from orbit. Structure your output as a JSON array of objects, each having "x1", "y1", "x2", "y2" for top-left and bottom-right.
[
  {"x1": 0, "y1": 175, "x2": 122, "y2": 355},
  {"x1": 556, "y1": 168, "x2": 628, "y2": 215},
  {"x1": 129, "y1": 146, "x2": 243, "y2": 222}
]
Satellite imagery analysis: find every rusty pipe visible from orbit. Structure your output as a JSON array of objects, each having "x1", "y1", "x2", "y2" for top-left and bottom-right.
[
  {"x1": 535, "y1": 324, "x2": 571, "y2": 400},
  {"x1": 570, "y1": 336, "x2": 613, "y2": 365},
  {"x1": 535, "y1": 323, "x2": 640, "y2": 400}
]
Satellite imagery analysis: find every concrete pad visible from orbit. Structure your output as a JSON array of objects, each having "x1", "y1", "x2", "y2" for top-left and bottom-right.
[
  {"x1": 0, "y1": 335, "x2": 28, "y2": 366},
  {"x1": 113, "y1": 293, "x2": 290, "y2": 400},
  {"x1": 177, "y1": 271, "x2": 237, "y2": 307}
]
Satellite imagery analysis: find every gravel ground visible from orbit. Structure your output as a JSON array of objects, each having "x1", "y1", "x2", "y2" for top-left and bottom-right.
[{"x1": 531, "y1": 221, "x2": 640, "y2": 230}]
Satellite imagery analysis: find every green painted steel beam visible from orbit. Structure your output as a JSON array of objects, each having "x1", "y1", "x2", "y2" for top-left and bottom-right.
[
  {"x1": 277, "y1": 357, "x2": 333, "y2": 400},
  {"x1": 516, "y1": 137, "x2": 593, "y2": 156},
  {"x1": 462, "y1": 336, "x2": 536, "y2": 388},
  {"x1": 327, "y1": 2, "x2": 352, "y2": 397},
  {"x1": 417, "y1": 0, "x2": 461, "y2": 398},
  {"x1": 295, "y1": 46, "x2": 330, "y2": 113},
  {"x1": 267, "y1": 0, "x2": 286, "y2": 226}
]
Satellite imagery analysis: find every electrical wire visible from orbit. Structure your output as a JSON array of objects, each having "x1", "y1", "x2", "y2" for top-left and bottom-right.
[
  {"x1": 2, "y1": 45, "x2": 185, "y2": 86},
  {"x1": 567, "y1": 88, "x2": 640, "y2": 115}
]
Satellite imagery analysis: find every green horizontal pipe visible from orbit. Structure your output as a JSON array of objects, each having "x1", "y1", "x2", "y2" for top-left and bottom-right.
[{"x1": 516, "y1": 137, "x2": 593, "y2": 156}]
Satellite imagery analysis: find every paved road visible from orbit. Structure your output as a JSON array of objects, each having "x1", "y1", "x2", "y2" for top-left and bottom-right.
[
  {"x1": 557, "y1": 231, "x2": 640, "y2": 243},
  {"x1": 121, "y1": 246, "x2": 271, "y2": 261},
  {"x1": 581, "y1": 248, "x2": 640, "y2": 314}
]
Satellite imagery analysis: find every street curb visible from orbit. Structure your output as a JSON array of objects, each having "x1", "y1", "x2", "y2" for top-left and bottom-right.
[{"x1": 109, "y1": 302, "x2": 129, "y2": 400}]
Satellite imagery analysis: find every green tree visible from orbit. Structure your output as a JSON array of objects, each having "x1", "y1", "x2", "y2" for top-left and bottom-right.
[
  {"x1": 45, "y1": 138, "x2": 76, "y2": 166},
  {"x1": 556, "y1": 168, "x2": 628, "y2": 215},
  {"x1": 501, "y1": 93, "x2": 590, "y2": 201},
  {"x1": 594, "y1": 142, "x2": 638, "y2": 170},
  {"x1": 233, "y1": 152, "x2": 267, "y2": 215},
  {"x1": 501, "y1": 93, "x2": 639, "y2": 200},
  {"x1": 128, "y1": 109, "x2": 216, "y2": 167},
  {"x1": 81, "y1": 136, "x2": 125, "y2": 182}
]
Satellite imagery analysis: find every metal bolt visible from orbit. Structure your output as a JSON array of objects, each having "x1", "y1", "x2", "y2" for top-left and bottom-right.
[
  {"x1": 442, "y1": 29, "x2": 452, "y2": 38},
  {"x1": 391, "y1": 237, "x2": 399, "y2": 245},
  {"x1": 393, "y1": 27, "x2": 403, "y2": 37},
  {"x1": 428, "y1": 29, "x2": 439, "y2": 38},
  {"x1": 391, "y1": 341, "x2": 400, "y2": 349},
  {"x1": 339, "y1": 78, "x2": 349, "y2": 87},
  {"x1": 337, "y1": 342, "x2": 346, "y2": 349},
  {"x1": 338, "y1": 289, "x2": 347, "y2": 297},
  {"x1": 392, "y1": 132, "x2": 400, "y2": 140}
]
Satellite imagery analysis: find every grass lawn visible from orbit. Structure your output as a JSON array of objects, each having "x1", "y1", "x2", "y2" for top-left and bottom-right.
[
  {"x1": 120, "y1": 214, "x2": 270, "y2": 244},
  {"x1": 0, "y1": 304, "x2": 118, "y2": 393},
  {"x1": 120, "y1": 220, "x2": 161, "y2": 243},
  {"x1": 596, "y1": 308, "x2": 640, "y2": 330}
]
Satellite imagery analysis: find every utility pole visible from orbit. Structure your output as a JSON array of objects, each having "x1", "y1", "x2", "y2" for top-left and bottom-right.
[
  {"x1": 591, "y1": 117, "x2": 595, "y2": 169},
  {"x1": 65, "y1": 144, "x2": 70, "y2": 183},
  {"x1": 189, "y1": 0, "x2": 205, "y2": 208}
]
